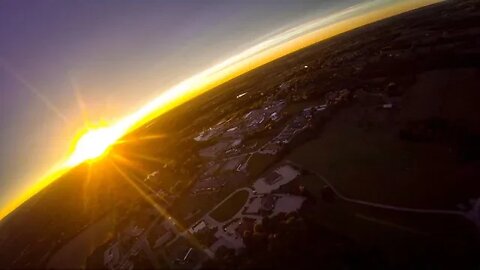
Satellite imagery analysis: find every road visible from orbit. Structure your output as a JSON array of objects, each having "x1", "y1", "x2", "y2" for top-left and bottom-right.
[
  {"x1": 286, "y1": 160, "x2": 466, "y2": 217},
  {"x1": 187, "y1": 188, "x2": 260, "y2": 270},
  {"x1": 116, "y1": 216, "x2": 162, "y2": 269},
  {"x1": 167, "y1": 188, "x2": 254, "y2": 250}
]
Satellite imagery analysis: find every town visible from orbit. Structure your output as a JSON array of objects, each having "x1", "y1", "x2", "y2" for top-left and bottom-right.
[{"x1": 97, "y1": 82, "x2": 347, "y2": 269}]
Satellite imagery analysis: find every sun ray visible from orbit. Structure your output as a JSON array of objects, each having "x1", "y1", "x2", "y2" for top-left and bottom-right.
[
  {"x1": 70, "y1": 74, "x2": 90, "y2": 125},
  {"x1": 111, "y1": 161, "x2": 170, "y2": 217},
  {"x1": 112, "y1": 154, "x2": 170, "y2": 205},
  {"x1": 111, "y1": 153, "x2": 145, "y2": 171},
  {"x1": 0, "y1": 57, "x2": 69, "y2": 123},
  {"x1": 125, "y1": 152, "x2": 173, "y2": 165},
  {"x1": 61, "y1": 0, "x2": 442, "y2": 170},
  {"x1": 112, "y1": 154, "x2": 152, "y2": 181},
  {"x1": 115, "y1": 134, "x2": 168, "y2": 145},
  {"x1": 111, "y1": 161, "x2": 208, "y2": 254},
  {"x1": 82, "y1": 163, "x2": 93, "y2": 213}
]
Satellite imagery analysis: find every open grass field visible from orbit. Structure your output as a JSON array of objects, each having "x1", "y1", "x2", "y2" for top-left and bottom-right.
[
  {"x1": 288, "y1": 69, "x2": 480, "y2": 209},
  {"x1": 209, "y1": 190, "x2": 249, "y2": 223},
  {"x1": 289, "y1": 173, "x2": 478, "y2": 261}
]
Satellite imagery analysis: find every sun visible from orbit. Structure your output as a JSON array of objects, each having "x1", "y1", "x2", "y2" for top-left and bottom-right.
[{"x1": 66, "y1": 127, "x2": 120, "y2": 166}]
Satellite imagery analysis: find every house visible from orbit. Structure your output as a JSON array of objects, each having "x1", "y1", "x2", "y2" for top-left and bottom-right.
[
  {"x1": 189, "y1": 220, "x2": 208, "y2": 234},
  {"x1": 191, "y1": 176, "x2": 226, "y2": 194},
  {"x1": 126, "y1": 224, "x2": 144, "y2": 238},
  {"x1": 235, "y1": 218, "x2": 256, "y2": 237},
  {"x1": 148, "y1": 222, "x2": 174, "y2": 249},
  {"x1": 244, "y1": 110, "x2": 266, "y2": 127},
  {"x1": 194, "y1": 125, "x2": 224, "y2": 142},
  {"x1": 199, "y1": 141, "x2": 231, "y2": 158},
  {"x1": 154, "y1": 231, "x2": 174, "y2": 249},
  {"x1": 104, "y1": 243, "x2": 121, "y2": 269},
  {"x1": 253, "y1": 165, "x2": 299, "y2": 194},
  {"x1": 264, "y1": 171, "x2": 282, "y2": 185},
  {"x1": 259, "y1": 143, "x2": 281, "y2": 155}
]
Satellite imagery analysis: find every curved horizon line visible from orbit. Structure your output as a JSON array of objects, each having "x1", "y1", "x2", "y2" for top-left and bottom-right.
[{"x1": 0, "y1": 0, "x2": 442, "y2": 221}]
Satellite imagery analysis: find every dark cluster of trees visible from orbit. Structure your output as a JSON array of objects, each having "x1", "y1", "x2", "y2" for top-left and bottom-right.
[
  {"x1": 194, "y1": 227, "x2": 218, "y2": 248},
  {"x1": 202, "y1": 210, "x2": 378, "y2": 269},
  {"x1": 399, "y1": 117, "x2": 480, "y2": 162},
  {"x1": 203, "y1": 204, "x2": 480, "y2": 269}
]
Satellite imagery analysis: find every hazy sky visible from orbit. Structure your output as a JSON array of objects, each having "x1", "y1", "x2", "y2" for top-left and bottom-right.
[{"x1": 0, "y1": 0, "x2": 363, "y2": 210}]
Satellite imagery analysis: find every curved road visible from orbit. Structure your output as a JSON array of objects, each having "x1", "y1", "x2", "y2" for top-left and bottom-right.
[{"x1": 286, "y1": 160, "x2": 467, "y2": 217}]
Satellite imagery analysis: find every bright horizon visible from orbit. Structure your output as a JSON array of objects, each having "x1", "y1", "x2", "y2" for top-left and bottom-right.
[{"x1": 0, "y1": 0, "x2": 441, "y2": 220}]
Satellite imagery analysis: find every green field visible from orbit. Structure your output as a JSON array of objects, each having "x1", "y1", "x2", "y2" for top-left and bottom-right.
[
  {"x1": 209, "y1": 190, "x2": 249, "y2": 222},
  {"x1": 287, "y1": 89, "x2": 480, "y2": 210},
  {"x1": 289, "y1": 173, "x2": 476, "y2": 252}
]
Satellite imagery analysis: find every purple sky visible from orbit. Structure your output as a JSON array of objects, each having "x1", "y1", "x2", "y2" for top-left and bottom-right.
[{"x1": 0, "y1": 0, "x2": 360, "y2": 209}]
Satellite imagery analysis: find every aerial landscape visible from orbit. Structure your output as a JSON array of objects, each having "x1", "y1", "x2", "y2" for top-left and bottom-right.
[{"x1": 0, "y1": 0, "x2": 479, "y2": 269}]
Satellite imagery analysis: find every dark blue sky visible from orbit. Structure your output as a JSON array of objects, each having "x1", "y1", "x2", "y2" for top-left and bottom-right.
[{"x1": 0, "y1": 0, "x2": 361, "y2": 209}]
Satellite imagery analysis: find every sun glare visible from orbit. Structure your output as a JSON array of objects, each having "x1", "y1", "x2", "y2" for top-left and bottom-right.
[
  {"x1": 0, "y1": 0, "x2": 442, "y2": 221},
  {"x1": 66, "y1": 127, "x2": 120, "y2": 166}
]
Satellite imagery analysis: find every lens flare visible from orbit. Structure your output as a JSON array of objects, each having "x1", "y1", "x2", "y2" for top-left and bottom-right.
[{"x1": 0, "y1": 0, "x2": 442, "y2": 220}]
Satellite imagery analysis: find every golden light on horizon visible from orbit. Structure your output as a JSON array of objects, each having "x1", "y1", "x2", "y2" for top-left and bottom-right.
[{"x1": 0, "y1": 0, "x2": 442, "y2": 220}]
